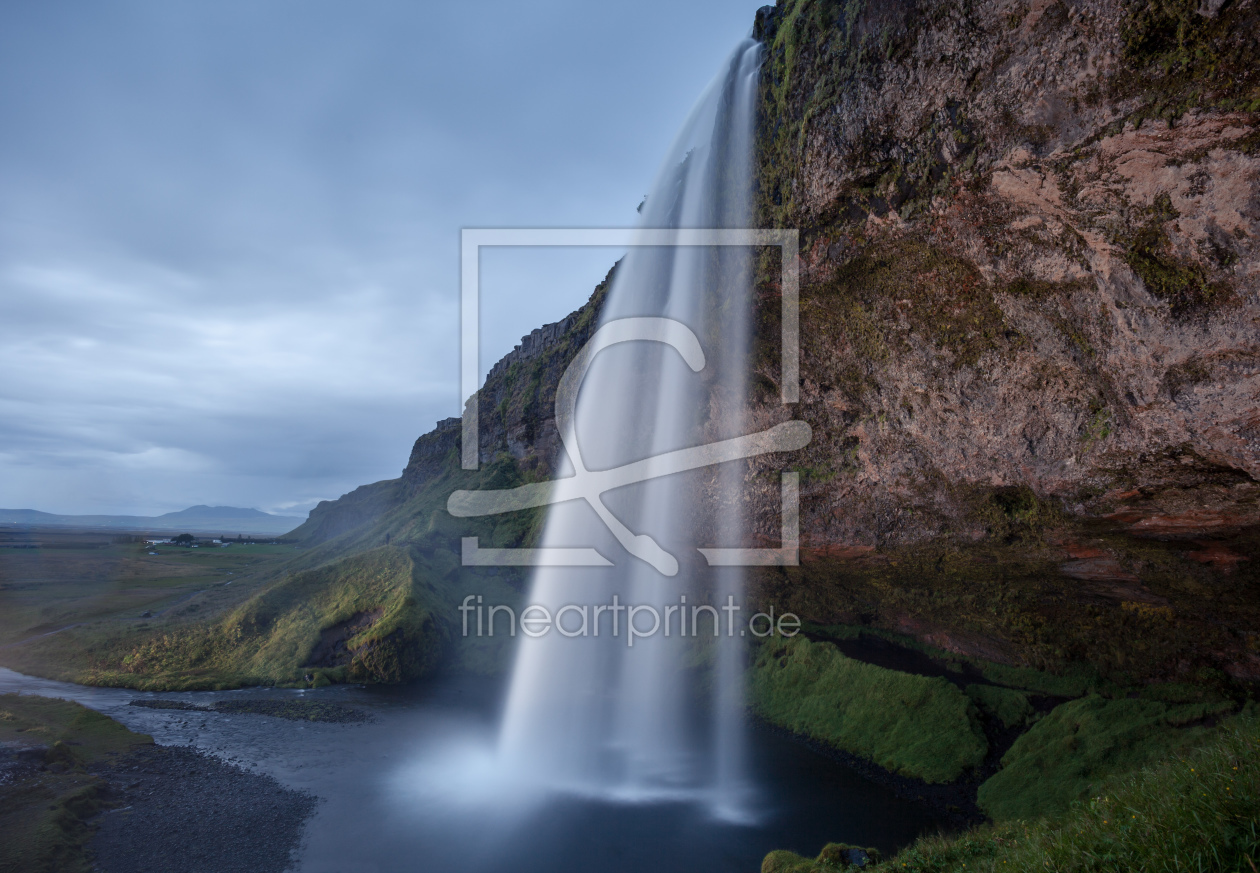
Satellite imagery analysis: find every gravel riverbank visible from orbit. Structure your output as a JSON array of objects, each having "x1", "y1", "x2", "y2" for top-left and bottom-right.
[{"x1": 90, "y1": 744, "x2": 317, "y2": 873}]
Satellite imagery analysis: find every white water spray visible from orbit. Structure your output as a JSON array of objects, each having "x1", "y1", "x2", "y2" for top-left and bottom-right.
[{"x1": 498, "y1": 39, "x2": 763, "y2": 819}]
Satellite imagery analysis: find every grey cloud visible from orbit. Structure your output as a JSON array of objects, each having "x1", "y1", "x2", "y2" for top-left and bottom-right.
[{"x1": 0, "y1": 0, "x2": 763, "y2": 516}]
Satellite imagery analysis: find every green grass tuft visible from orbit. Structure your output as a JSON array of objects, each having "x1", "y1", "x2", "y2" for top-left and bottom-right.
[
  {"x1": 751, "y1": 636, "x2": 987, "y2": 783},
  {"x1": 763, "y1": 842, "x2": 883, "y2": 872}
]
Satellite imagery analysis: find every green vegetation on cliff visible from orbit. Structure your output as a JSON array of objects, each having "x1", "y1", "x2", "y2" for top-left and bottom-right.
[
  {"x1": 755, "y1": 0, "x2": 958, "y2": 228},
  {"x1": 1123, "y1": 194, "x2": 1234, "y2": 318},
  {"x1": 751, "y1": 636, "x2": 987, "y2": 783},
  {"x1": 778, "y1": 234, "x2": 1019, "y2": 398},
  {"x1": 1121, "y1": 0, "x2": 1260, "y2": 116}
]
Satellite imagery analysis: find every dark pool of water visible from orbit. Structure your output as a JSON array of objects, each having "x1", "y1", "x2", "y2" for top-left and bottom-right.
[{"x1": 0, "y1": 668, "x2": 947, "y2": 873}]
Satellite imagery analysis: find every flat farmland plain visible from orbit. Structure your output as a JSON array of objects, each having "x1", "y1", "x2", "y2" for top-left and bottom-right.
[{"x1": 0, "y1": 528, "x2": 296, "y2": 680}]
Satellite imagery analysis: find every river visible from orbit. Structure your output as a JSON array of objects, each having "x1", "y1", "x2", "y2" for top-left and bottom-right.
[{"x1": 0, "y1": 667, "x2": 946, "y2": 872}]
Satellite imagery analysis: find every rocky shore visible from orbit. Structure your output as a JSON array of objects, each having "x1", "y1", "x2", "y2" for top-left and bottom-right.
[
  {"x1": 0, "y1": 692, "x2": 320, "y2": 873},
  {"x1": 128, "y1": 697, "x2": 373, "y2": 724},
  {"x1": 90, "y1": 744, "x2": 316, "y2": 873}
]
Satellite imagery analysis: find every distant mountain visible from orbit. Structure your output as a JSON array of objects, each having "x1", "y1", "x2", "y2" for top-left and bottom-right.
[
  {"x1": 0, "y1": 509, "x2": 63, "y2": 525},
  {"x1": 0, "y1": 505, "x2": 304, "y2": 535},
  {"x1": 155, "y1": 505, "x2": 277, "y2": 521}
]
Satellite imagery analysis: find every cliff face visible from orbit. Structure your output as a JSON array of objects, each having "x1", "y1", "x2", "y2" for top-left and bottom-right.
[
  {"x1": 295, "y1": 0, "x2": 1260, "y2": 684},
  {"x1": 747, "y1": 0, "x2": 1260, "y2": 545},
  {"x1": 741, "y1": 0, "x2": 1260, "y2": 681},
  {"x1": 456, "y1": 268, "x2": 611, "y2": 477}
]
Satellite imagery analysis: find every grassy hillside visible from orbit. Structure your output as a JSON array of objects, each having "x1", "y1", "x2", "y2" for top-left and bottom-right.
[
  {"x1": 0, "y1": 455, "x2": 530, "y2": 689},
  {"x1": 78, "y1": 546, "x2": 438, "y2": 689}
]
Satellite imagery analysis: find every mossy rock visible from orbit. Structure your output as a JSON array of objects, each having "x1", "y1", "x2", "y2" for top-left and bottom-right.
[
  {"x1": 762, "y1": 849, "x2": 818, "y2": 873},
  {"x1": 817, "y1": 842, "x2": 881, "y2": 867},
  {"x1": 762, "y1": 842, "x2": 881, "y2": 872}
]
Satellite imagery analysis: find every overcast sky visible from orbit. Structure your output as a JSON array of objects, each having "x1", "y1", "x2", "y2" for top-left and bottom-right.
[{"x1": 0, "y1": 1, "x2": 764, "y2": 517}]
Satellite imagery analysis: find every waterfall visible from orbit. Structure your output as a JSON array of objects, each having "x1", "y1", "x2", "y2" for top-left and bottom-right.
[{"x1": 498, "y1": 39, "x2": 763, "y2": 819}]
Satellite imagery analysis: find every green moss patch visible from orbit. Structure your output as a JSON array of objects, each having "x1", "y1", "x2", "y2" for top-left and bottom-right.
[
  {"x1": 751, "y1": 636, "x2": 987, "y2": 783},
  {"x1": 977, "y1": 694, "x2": 1202, "y2": 820},
  {"x1": 1124, "y1": 206, "x2": 1232, "y2": 317}
]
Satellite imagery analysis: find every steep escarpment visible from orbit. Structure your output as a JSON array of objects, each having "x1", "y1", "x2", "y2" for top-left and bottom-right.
[
  {"x1": 748, "y1": 0, "x2": 1260, "y2": 539},
  {"x1": 735, "y1": 0, "x2": 1260, "y2": 687}
]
